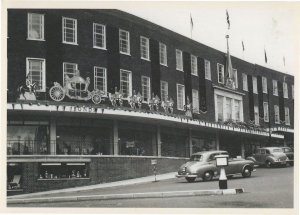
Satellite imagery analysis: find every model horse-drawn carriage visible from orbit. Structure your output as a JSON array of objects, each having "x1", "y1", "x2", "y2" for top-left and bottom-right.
[{"x1": 49, "y1": 70, "x2": 104, "y2": 104}]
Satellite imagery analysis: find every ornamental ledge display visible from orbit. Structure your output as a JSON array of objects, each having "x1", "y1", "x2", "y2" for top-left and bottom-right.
[{"x1": 7, "y1": 102, "x2": 284, "y2": 139}]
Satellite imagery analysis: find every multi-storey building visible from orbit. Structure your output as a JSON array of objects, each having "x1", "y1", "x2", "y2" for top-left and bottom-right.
[{"x1": 7, "y1": 9, "x2": 294, "y2": 194}]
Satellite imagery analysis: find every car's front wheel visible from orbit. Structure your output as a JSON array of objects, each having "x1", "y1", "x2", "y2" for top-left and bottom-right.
[
  {"x1": 242, "y1": 166, "x2": 252, "y2": 177},
  {"x1": 266, "y1": 160, "x2": 272, "y2": 168},
  {"x1": 202, "y1": 171, "x2": 213, "y2": 181},
  {"x1": 185, "y1": 177, "x2": 196, "y2": 183}
]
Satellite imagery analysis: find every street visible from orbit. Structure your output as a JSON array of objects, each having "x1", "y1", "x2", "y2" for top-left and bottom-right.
[{"x1": 8, "y1": 166, "x2": 294, "y2": 208}]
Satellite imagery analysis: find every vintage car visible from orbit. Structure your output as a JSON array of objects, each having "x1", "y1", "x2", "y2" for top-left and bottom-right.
[
  {"x1": 176, "y1": 150, "x2": 255, "y2": 183},
  {"x1": 246, "y1": 147, "x2": 288, "y2": 168},
  {"x1": 280, "y1": 147, "x2": 294, "y2": 166}
]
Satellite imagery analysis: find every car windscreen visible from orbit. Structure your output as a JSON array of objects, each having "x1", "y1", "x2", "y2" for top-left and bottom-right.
[
  {"x1": 272, "y1": 148, "x2": 283, "y2": 153},
  {"x1": 190, "y1": 155, "x2": 203, "y2": 161}
]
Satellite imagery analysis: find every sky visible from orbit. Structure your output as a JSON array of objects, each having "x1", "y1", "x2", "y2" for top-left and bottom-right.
[{"x1": 122, "y1": 2, "x2": 299, "y2": 75}]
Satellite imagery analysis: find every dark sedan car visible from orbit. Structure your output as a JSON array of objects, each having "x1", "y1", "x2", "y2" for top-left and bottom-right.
[{"x1": 280, "y1": 147, "x2": 294, "y2": 166}]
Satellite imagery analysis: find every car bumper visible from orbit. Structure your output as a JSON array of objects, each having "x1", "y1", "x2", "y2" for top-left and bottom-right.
[
  {"x1": 176, "y1": 174, "x2": 198, "y2": 178},
  {"x1": 272, "y1": 161, "x2": 287, "y2": 165}
]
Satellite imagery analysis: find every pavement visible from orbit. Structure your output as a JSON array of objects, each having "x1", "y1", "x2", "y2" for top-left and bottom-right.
[{"x1": 7, "y1": 171, "x2": 244, "y2": 204}]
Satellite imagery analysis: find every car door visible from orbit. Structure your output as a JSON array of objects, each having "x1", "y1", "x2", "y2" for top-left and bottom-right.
[{"x1": 226, "y1": 156, "x2": 240, "y2": 174}]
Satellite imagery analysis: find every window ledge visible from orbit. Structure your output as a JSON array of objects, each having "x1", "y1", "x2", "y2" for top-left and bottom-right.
[
  {"x1": 176, "y1": 68, "x2": 184, "y2": 72},
  {"x1": 27, "y1": 38, "x2": 45, "y2": 41},
  {"x1": 63, "y1": 42, "x2": 79, "y2": 46},
  {"x1": 93, "y1": 46, "x2": 107, "y2": 50},
  {"x1": 120, "y1": 52, "x2": 131, "y2": 56},
  {"x1": 141, "y1": 57, "x2": 151, "y2": 62},
  {"x1": 191, "y1": 73, "x2": 198, "y2": 77},
  {"x1": 160, "y1": 64, "x2": 168, "y2": 67}
]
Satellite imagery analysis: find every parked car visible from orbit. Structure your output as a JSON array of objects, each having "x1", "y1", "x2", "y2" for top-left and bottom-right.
[
  {"x1": 246, "y1": 147, "x2": 288, "y2": 167},
  {"x1": 280, "y1": 147, "x2": 294, "y2": 166},
  {"x1": 176, "y1": 150, "x2": 255, "y2": 183}
]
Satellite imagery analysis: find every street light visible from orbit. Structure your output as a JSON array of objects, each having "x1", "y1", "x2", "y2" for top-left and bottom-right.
[{"x1": 215, "y1": 154, "x2": 229, "y2": 189}]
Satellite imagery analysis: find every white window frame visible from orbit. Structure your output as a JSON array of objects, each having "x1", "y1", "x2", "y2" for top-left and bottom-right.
[
  {"x1": 254, "y1": 106, "x2": 259, "y2": 125},
  {"x1": 63, "y1": 62, "x2": 78, "y2": 85},
  {"x1": 141, "y1": 76, "x2": 151, "y2": 102},
  {"x1": 176, "y1": 84, "x2": 185, "y2": 111},
  {"x1": 217, "y1": 63, "x2": 224, "y2": 84},
  {"x1": 159, "y1": 42, "x2": 167, "y2": 66},
  {"x1": 140, "y1": 36, "x2": 150, "y2": 61},
  {"x1": 176, "y1": 49, "x2": 183, "y2": 71},
  {"x1": 160, "y1": 81, "x2": 168, "y2": 102},
  {"x1": 263, "y1": 102, "x2": 269, "y2": 122},
  {"x1": 242, "y1": 73, "x2": 248, "y2": 91},
  {"x1": 27, "y1": 13, "x2": 44, "y2": 41},
  {"x1": 274, "y1": 105, "x2": 280, "y2": 124},
  {"x1": 191, "y1": 55, "x2": 198, "y2": 76},
  {"x1": 233, "y1": 69, "x2": 238, "y2": 88},
  {"x1": 205, "y1": 60, "x2": 211, "y2": 80},
  {"x1": 252, "y1": 76, "x2": 258, "y2": 94},
  {"x1": 192, "y1": 89, "x2": 199, "y2": 113},
  {"x1": 119, "y1": 29, "x2": 130, "y2": 55},
  {"x1": 262, "y1": 76, "x2": 267, "y2": 94},
  {"x1": 94, "y1": 66, "x2": 107, "y2": 94},
  {"x1": 26, "y1": 57, "x2": 46, "y2": 92},
  {"x1": 273, "y1": 80, "x2": 278, "y2": 96},
  {"x1": 93, "y1": 23, "x2": 106, "y2": 49},
  {"x1": 120, "y1": 69, "x2": 132, "y2": 98},
  {"x1": 62, "y1": 17, "x2": 77, "y2": 45},
  {"x1": 285, "y1": 107, "x2": 290, "y2": 125},
  {"x1": 283, "y1": 82, "x2": 288, "y2": 98}
]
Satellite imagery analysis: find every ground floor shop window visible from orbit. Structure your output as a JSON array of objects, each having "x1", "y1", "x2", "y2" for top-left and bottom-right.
[
  {"x1": 192, "y1": 137, "x2": 216, "y2": 153},
  {"x1": 119, "y1": 129, "x2": 153, "y2": 156},
  {"x1": 56, "y1": 126, "x2": 111, "y2": 155},
  {"x1": 7, "y1": 163, "x2": 22, "y2": 190},
  {"x1": 38, "y1": 163, "x2": 89, "y2": 179},
  {"x1": 7, "y1": 125, "x2": 49, "y2": 155},
  {"x1": 161, "y1": 132, "x2": 189, "y2": 157}
]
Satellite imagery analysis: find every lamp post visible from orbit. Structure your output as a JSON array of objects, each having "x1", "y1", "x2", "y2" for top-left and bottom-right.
[{"x1": 215, "y1": 154, "x2": 229, "y2": 189}]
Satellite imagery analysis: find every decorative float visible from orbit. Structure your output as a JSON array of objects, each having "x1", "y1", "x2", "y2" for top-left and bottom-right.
[{"x1": 49, "y1": 70, "x2": 104, "y2": 104}]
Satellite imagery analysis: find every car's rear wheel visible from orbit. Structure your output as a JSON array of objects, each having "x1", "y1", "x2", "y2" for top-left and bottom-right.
[
  {"x1": 185, "y1": 177, "x2": 196, "y2": 183},
  {"x1": 242, "y1": 166, "x2": 252, "y2": 177},
  {"x1": 266, "y1": 160, "x2": 272, "y2": 168},
  {"x1": 202, "y1": 171, "x2": 213, "y2": 181}
]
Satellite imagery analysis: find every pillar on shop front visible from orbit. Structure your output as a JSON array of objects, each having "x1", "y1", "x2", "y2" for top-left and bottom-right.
[
  {"x1": 241, "y1": 142, "x2": 245, "y2": 158},
  {"x1": 113, "y1": 120, "x2": 119, "y2": 155},
  {"x1": 50, "y1": 117, "x2": 57, "y2": 155},
  {"x1": 189, "y1": 129, "x2": 193, "y2": 156},
  {"x1": 152, "y1": 132, "x2": 157, "y2": 156},
  {"x1": 157, "y1": 125, "x2": 161, "y2": 157},
  {"x1": 216, "y1": 131, "x2": 220, "y2": 150}
]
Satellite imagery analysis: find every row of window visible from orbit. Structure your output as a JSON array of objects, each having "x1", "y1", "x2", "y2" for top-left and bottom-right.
[
  {"x1": 242, "y1": 74, "x2": 293, "y2": 99},
  {"x1": 260, "y1": 103, "x2": 290, "y2": 125}
]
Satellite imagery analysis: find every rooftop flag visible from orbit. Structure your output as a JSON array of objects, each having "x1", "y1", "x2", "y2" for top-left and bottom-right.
[
  {"x1": 226, "y1": 9, "x2": 230, "y2": 30},
  {"x1": 283, "y1": 56, "x2": 286, "y2": 67},
  {"x1": 242, "y1": 40, "x2": 245, "y2": 51},
  {"x1": 225, "y1": 35, "x2": 235, "y2": 89},
  {"x1": 190, "y1": 13, "x2": 193, "y2": 38},
  {"x1": 264, "y1": 49, "x2": 268, "y2": 63}
]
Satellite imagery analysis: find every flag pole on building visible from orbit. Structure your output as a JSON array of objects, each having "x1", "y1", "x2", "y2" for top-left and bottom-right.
[
  {"x1": 190, "y1": 13, "x2": 194, "y2": 39},
  {"x1": 264, "y1": 48, "x2": 268, "y2": 64},
  {"x1": 242, "y1": 40, "x2": 245, "y2": 60}
]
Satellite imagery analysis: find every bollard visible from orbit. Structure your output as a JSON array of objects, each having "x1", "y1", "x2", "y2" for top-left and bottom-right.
[
  {"x1": 219, "y1": 167, "x2": 227, "y2": 189},
  {"x1": 215, "y1": 155, "x2": 229, "y2": 190}
]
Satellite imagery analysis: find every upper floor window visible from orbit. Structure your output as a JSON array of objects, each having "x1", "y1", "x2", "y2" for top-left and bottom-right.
[
  {"x1": 62, "y1": 17, "x2": 77, "y2": 45},
  {"x1": 217, "y1": 63, "x2": 224, "y2": 84},
  {"x1": 263, "y1": 102, "x2": 269, "y2": 122},
  {"x1": 28, "y1": 13, "x2": 44, "y2": 40},
  {"x1": 242, "y1": 73, "x2": 248, "y2": 91},
  {"x1": 283, "y1": 82, "x2": 288, "y2": 98},
  {"x1": 192, "y1": 89, "x2": 199, "y2": 113},
  {"x1": 273, "y1": 80, "x2": 278, "y2": 96},
  {"x1": 120, "y1": 69, "x2": 132, "y2": 97},
  {"x1": 262, "y1": 76, "x2": 267, "y2": 93},
  {"x1": 176, "y1": 49, "x2": 183, "y2": 71},
  {"x1": 176, "y1": 84, "x2": 185, "y2": 110},
  {"x1": 191, "y1": 55, "x2": 198, "y2": 76},
  {"x1": 254, "y1": 106, "x2": 259, "y2": 125},
  {"x1": 94, "y1": 67, "x2": 107, "y2": 94},
  {"x1": 63, "y1": 62, "x2": 78, "y2": 85},
  {"x1": 159, "y1": 42, "x2": 167, "y2": 66},
  {"x1": 141, "y1": 76, "x2": 151, "y2": 102},
  {"x1": 26, "y1": 58, "x2": 46, "y2": 92},
  {"x1": 233, "y1": 69, "x2": 238, "y2": 88},
  {"x1": 140, "y1": 36, "x2": 150, "y2": 60},
  {"x1": 93, "y1": 23, "x2": 106, "y2": 49},
  {"x1": 285, "y1": 107, "x2": 290, "y2": 125},
  {"x1": 205, "y1": 60, "x2": 211, "y2": 80},
  {"x1": 160, "y1": 81, "x2": 168, "y2": 102},
  {"x1": 252, "y1": 76, "x2": 258, "y2": 94},
  {"x1": 274, "y1": 105, "x2": 280, "y2": 124},
  {"x1": 292, "y1": 85, "x2": 294, "y2": 99},
  {"x1": 119, "y1": 29, "x2": 130, "y2": 55}
]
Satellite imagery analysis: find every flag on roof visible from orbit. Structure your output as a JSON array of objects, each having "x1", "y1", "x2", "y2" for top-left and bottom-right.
[
  {"x1": 264, "y1": 49, "x2": 268, "y2": 63},
  {"x1": 226, "y1": 9, "x2": 230, "y2": 29}
]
